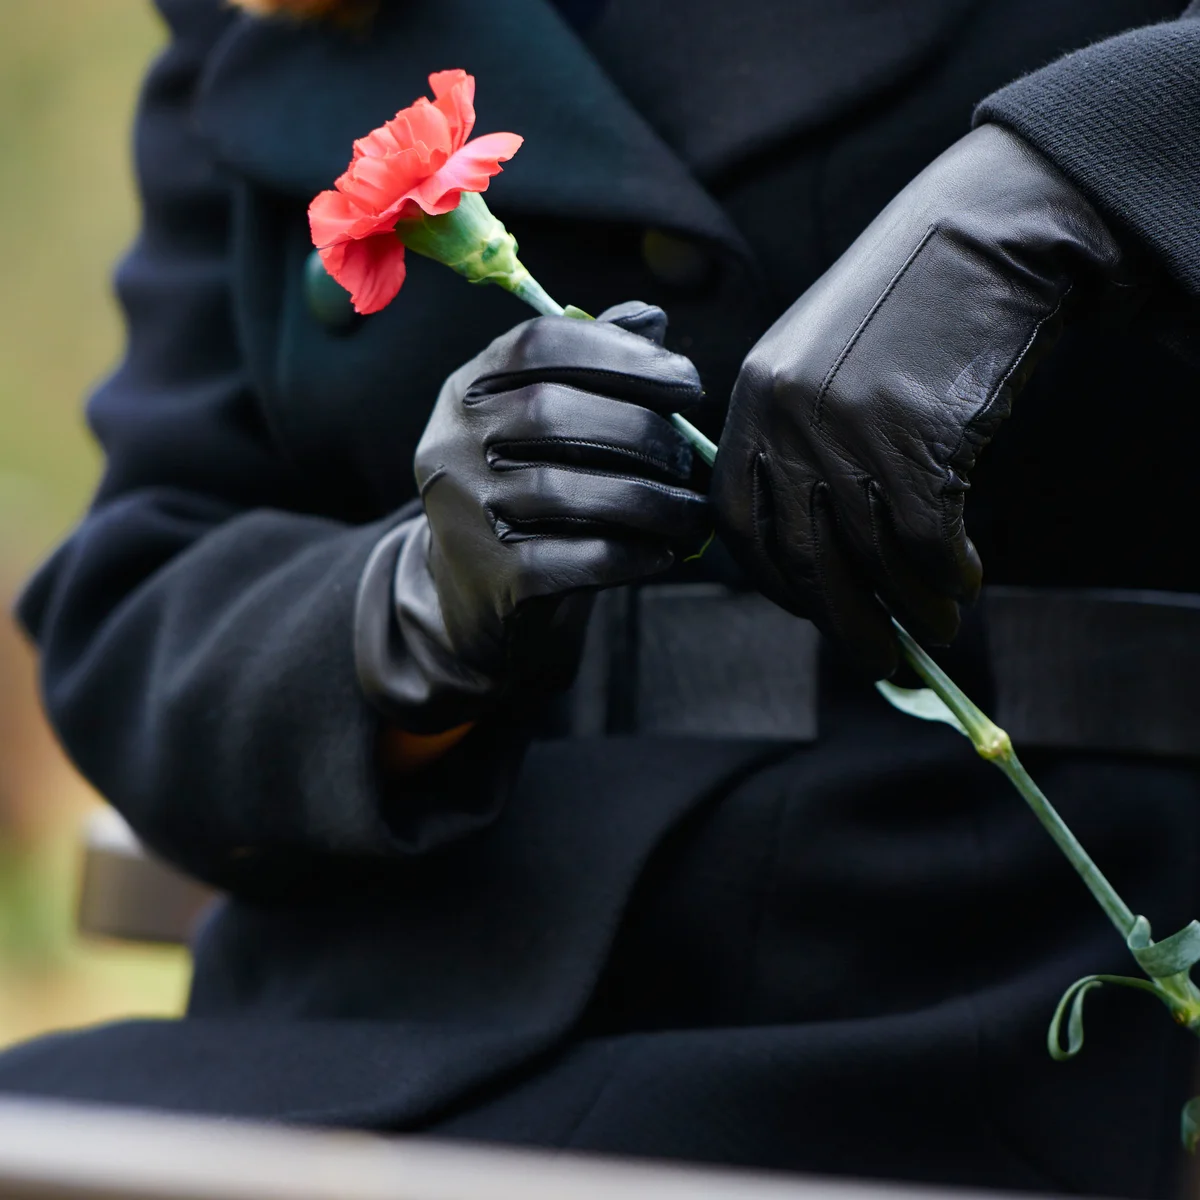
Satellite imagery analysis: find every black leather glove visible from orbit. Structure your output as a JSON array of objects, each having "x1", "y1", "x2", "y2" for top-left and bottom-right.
[
  {"x1": 356, "y1": 302, "x2": 708, "y2": 732},
  {"x1": 712, "y1": 124, "x2": 1129, "y2": 678}
]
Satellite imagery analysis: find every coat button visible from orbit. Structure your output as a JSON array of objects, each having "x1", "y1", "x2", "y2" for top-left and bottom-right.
[
  {"x1": 640, "y1": 229, "x2": 713, "y2": 290},
  {"x1": 304, "y1": 249, "x2": 358, "y2": 330}
]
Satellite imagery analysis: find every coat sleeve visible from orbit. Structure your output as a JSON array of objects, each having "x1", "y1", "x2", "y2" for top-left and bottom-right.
[
  {"x1": 973, "y1": 3, "x2": 1200, "y2": 296},
  {"x1": 16, "y1": 0, "x2": 509, "y2": 897}
]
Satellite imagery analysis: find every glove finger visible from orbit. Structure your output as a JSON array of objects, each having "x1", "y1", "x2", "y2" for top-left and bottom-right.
[
  {"x1": 711, "y1": 429, "x2": 763, "y2": 570},
  {"x1": 465, "y1": 307, "x2": 702, "y2": 415},
  {"x1": 716, "y1": 452, "x2": 897, "y2": 677},
  {"x1": 596, "y1": 300, "x2": 668, "y2": 345},
  {"x1": 509, "y1": 535, "x2": 676, "y2": 604},
  {"x1": 825, "y1": 477, "x2": 963, "y2": 646},
  {"x1": 771, "y1": 474, "x2": 899, "y2": 678},
  {"x1": 867, "y1": 483, "x2": 965, "y2": 643},
  {"x1": 713, "y1": 449, "x2": 813, "y2": 618},
  {"x1": 487, "y1": 463, "x2": 711, "y2": 544},
  {"x1": 869, "y1": 473, "x2": 983, "y2": 605},
  {"x1": 471, "y1": 382, "x2": 694, "y2": 482}
]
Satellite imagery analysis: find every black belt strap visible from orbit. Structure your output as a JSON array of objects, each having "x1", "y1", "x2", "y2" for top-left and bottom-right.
[
  {"x1": 635, "y1": 584, "x2": 820, "y2": 740},
  {"x1": 984, "y1": 586, "x2": 1200, "y2": 758},
  {"x1": 562, "y1": 584, "x2": 1200, "y2": 757},
  {"x1": 563, "y1": 584, "x2": 820, "y2": 741}
]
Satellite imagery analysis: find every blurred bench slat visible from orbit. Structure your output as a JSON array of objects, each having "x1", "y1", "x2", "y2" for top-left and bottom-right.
[
  {"x1": 0, "y1": 1097, "x2": 1036, "y2": 1200},
  {"x1": 77, "y1": 809, "x2": 216, "y2": 946}
]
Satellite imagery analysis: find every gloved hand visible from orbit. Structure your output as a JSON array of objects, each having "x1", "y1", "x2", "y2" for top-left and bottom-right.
[
  {"x1": 712, "y1": 124, "x2": 1130, "y2": 678},
  {"x1": 356, "y1": 301, "x2": 708, "y2": 732}
]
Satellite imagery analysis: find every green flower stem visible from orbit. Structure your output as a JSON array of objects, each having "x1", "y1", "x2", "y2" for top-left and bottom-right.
[
  {"x1": 508, "y1": 274, "x2": 566, "y2": 319},
  {"x1": 1162, "y1": 973, "x2": 1200, "y2": 1028},
  {"x1": 892, "y1": 617, "x2": 1200, "y2": 1034},
  {"x1": 891, "y1": 619, "x2": 1136, "y2": 940},
  {"x1": 504, "y1": 272, "x2": 720, "y2": 467},
  {"x1": 992, "y1": 752, "x2": 1137, "y2": 940},
  {"x1": 401, "y1": 194, "x2": 722, "y2": 465},
  {"x1": 670, "y1": 414, "x2": 718, "y2": 466}
]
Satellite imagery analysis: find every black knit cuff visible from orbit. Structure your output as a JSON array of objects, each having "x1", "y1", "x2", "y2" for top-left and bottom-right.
[{"x1": 974, "y1": 15, "x2": 1200, "y2": 295}]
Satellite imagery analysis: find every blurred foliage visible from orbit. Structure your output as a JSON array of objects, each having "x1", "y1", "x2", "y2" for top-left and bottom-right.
[
  {"x1": 0, "y1": 0, "x2": 189, "y2": 1047},
  {"x1": 0, "y1": 0, "x2": 157, "y2": 547}
]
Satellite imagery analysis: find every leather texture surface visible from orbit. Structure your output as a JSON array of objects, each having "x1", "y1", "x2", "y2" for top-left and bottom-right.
[
  {"x1": 355, "y1": 302, "x2": 709, "y2": 732},
  {"x1": 713, "y1": 124, "x2": 1128, "y2": 677}
]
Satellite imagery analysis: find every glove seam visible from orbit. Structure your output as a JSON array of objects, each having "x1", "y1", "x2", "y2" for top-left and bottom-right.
[
  {"x1": 466, "y1": 366, "x2": 700, "y2": 404},
  {"x1": 490, "y1": 513, "x2": 604, "y2": 541},
  {"x1": 813, "y1": 224, "x2": 938, "y2": 426},
  {"x1": 750, "y1": 452, "x2": 804, "y2": 615},
  {"x1": 937, "y1": 285, "x2": 1071, "y2": 571},
  {"x1": 811, "y1": 480, "x2": 846, "y2": 644},
  {"x1": 486, "y1": 436, "x2": 689, "y2": 478},
  {"x1": 486, "y1": 459, "x2": 704, "y2": 499}
]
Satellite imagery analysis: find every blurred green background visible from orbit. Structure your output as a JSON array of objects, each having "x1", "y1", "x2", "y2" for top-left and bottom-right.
[{"x1": 0, "y1": 0, "x2": 188, "y2": 1044}]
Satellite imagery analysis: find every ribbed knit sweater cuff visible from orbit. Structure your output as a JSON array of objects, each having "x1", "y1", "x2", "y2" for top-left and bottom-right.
[{"x1": 974, "y1": 11, "x2": 1200, "y2": 295}]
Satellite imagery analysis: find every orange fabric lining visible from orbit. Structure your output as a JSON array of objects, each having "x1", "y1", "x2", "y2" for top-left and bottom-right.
[
  {"x1": 379, "y1": 722, "x2": 475, "y2": 774},
  {"x1": 229, "y1": 0, "x2": 375, "y2": 23}
]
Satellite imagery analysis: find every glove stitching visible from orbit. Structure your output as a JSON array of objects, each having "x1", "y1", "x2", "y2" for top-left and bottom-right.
[
  {"x1": 811, "y1": 480, "x2": 847, "y2": 643},
  {"x1": 491, "y1": 513, "x2": 607, "y2": 542},
  {"x1": 482, "y1": 459, "x2": 704, "y2": 501},
  {"x1": 813, "y1": 224, "x2": 938, "y2": 426},
  {"x1": 486, "y1": 437, "x2": 687, "y2": 478},
  {"x1": 416, "y1": 464, "x2": 447, "y2": 499},
  {"x1": 938, "y1": 286, "x2": 1071, "y2": 566},
  {"x1": 750, "y1": 452, "x2": 775, "y2": 579},
  {"x1": 864, "y1": 477, "x2": 894, "y2": 595},
  {"x1": 465, "y1": 367, "x2": 700, "y2": 404}
]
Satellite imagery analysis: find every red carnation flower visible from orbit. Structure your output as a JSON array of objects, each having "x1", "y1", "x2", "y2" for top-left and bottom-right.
[{"x1": 308, "y1": 69, "x2": 523, "y2": 314}]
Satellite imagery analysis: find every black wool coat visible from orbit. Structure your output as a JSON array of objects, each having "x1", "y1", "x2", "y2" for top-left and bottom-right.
[{"x1": 8, "y1": 0, "x2": 1200, "y2": 1195}]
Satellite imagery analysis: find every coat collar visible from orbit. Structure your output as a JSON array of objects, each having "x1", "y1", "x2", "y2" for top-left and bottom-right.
[
  {"x1": 194, "y1": 0, "x2": 748, "y2": 255},
  {"x1": 195, "y1": 0, "x2": 979, "y2": 258}
]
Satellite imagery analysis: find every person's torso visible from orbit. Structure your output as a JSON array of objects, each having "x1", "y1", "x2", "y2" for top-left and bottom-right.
[{"x1": 202, "y1": 0, "x2": 1195, "y2": 592}]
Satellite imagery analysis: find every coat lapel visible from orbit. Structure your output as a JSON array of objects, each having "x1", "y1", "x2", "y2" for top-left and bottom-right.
[{"x1": 194, "y1": 0, "x2": 747, "y2": 255}]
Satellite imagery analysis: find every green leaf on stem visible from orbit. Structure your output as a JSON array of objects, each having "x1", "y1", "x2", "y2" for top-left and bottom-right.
[
  {"x1": 1128, "y1": 917, "x2": 1200, "y2": 978},
  {"x1": 1048, "y1": 973, "x2": 1160, "y2": 1062},
  {"x1": 875, "y1": 682, "x2": 968, "y2": 737},
  {"x1": 1049, "y1": 976, "x2": 1104, "y2": 1061}
]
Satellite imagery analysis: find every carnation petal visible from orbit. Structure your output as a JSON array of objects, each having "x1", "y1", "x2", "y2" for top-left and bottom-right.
[
  {"x1": 388, "y1": 98, "x2": 454, "y2": 159},
  {"x1": 335, "y1": 161, "x2": 395, "y2": 215},
  {"x1": 322, "y1": 233, "x2": 407, "y2": 314},
  {"x1": 352, "y1": 123, "x2": 404, "y2": 163},
  {"x1": 429, "y1": 69, "x2": 476, "y2": 150},
  {"x1": 412, "y1": 132, "x2": 523, "y2": 213},
  {"x1": 309, "y1": 187, "x2": 375, "y2": 247},
  {"x1": 344, "y1": 149, "x2": 428, "y2": 216},
  {"x1": 309, "y1": 69, "x2": 516, "y2": 316}
]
